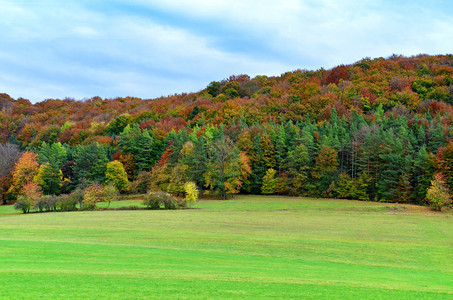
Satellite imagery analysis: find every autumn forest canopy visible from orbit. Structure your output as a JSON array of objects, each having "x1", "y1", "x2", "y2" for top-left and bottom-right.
[{"x1": 1, "y1": 54, "x2": 453, "y2": 210}]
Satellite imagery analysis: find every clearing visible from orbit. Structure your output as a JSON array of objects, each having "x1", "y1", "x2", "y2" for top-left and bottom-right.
[{"x1": 0, "y1": 195, "x2": 452, "y2": 299}]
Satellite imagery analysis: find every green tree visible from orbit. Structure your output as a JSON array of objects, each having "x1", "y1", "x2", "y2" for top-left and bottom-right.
[
  {"x1": 204, "y1": 136, "x2": 241, "y2": 199},
  {"x1": 179, "y1": 139, "x2": 207, "y2": 192},
  {"x1": 105, "y1": 161, "x2": 129, "y2": 192},
  {"x1": 34, "y1": 163, "x2": 62, "y2": 195},
  {"x1": 285, "y1": 143, "x2": 310, "y2": 195},
  {"x1": 260, "y1": 134, "x2": 276, "y2": 169},
  {"x1": 261, "y1": 168, "x2": 277, "y2": 194},
  {"x1": 119, "y1": 124, "x2": 162, "y2": 171},
  {"x1": 312, "y1": 145, "x2": 339, "y2": 195},
  {"x1": 335, "y1": 173, "x2": 355, "y2": 199},
  {"x1": 38, "y1": 142, "x2": 67, "y2": 169},
  {"x1": 167, "y1": 163, "x2": 188, "y2": 196},
  {"x1": 72, "y1": 143, "x2": 109, "y2": 186}
]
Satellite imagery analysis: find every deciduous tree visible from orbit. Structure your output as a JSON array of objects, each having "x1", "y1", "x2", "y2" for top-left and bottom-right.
[
  {"x1": 426, "y1": 173, "x2": 451, "y2": 211},
  {"x1": 105, "y1": 161, "x2": 129, "y2": 192},
  {"x1": 8, "y1": 151, "x2": 39, "y2": 196}
]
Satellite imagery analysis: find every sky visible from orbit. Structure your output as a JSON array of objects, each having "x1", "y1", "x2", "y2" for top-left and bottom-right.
[{"x1": 0, "y1": 0, "x2": 452, "y2": 103}]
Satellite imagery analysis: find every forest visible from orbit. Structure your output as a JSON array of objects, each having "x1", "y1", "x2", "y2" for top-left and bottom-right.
[{"x1": 1, "y1": 54, "x2": 453, "y2": 210}]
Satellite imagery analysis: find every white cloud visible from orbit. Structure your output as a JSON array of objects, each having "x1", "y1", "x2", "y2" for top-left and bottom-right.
[{"x1": 0, "y1": 0, "x2": 452, "y2": 102}]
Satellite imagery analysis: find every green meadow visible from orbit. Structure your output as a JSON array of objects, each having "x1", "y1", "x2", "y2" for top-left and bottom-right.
[{"x1": 0, "y1": 195, "x2": 452, "y2": 299}]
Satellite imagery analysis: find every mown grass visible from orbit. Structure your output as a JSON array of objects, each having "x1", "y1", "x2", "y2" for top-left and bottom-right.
[{"x1": 0, "y1": 195, "x2": 452, "y2": 299}]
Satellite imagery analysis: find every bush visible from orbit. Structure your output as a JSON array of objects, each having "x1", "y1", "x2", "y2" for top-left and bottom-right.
[
  {"x1": 69, "y1": 188, "x2": 84, "y2": 209},
  {"x1": 14, "y1": 196, "x2": 30, "y2": 214},
  {"x1": 109, "y1": 206, "x2": 141, "y2": 211},
  {"x1": 175, "y1": 197, "x2": 187, "y2": 209},
  {"x1": 32, "y1": 195, "x2": 58, "y2": 212},
  {"x1": 142, "y1": 191, "x2": 164, "y2": 209},
  {"x1": 162, "y1": 195, "x2": 177, "y2": 210},
  {"x1": 33, "y1": 197, "x2": 47, "y2": 212},
  {"x1": 47, "y1": 195, "x2": 59, "y2": 211},
  {"x1": 83, "y1": 183, "x2": 104, "y2": 210},
  {"x1": 58, "y1": 194, "x2": 78, "y2": 211},
  {"x1": 142, "y1": 191, "x2": 185, "y2": 210}
]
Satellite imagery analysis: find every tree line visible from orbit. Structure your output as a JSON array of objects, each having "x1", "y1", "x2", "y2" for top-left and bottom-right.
[{"x1": 0, "y1": 54, "x2": 453, "y2": 210}]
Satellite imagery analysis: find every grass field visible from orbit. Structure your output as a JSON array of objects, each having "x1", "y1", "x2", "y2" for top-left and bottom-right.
[{"x1": 0, "y1": 195, "x2": 452, "y2": 299}]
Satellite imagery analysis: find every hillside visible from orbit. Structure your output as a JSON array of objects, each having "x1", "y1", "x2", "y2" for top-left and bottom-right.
[{"x1": 1, "y1": 54, "x2": 453, "y2": 205}]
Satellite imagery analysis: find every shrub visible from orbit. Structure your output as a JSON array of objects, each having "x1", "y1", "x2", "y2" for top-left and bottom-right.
[
  {"x1": 142, "y1": 191, "x2": 185, "y2": 210},
  {"x1": 175, "y1": 197, "x2": 187, "y2": 209},
  {"x1": 14, "y1": 195, "x2": 30, "y2": 214},
  {"x1": 33, "y1": 197, "x2": 47, "y2": 212},
  {"x1": 83, "y1": 183, "x2": 104, "y2": 210},
  {"x1": 162, "y1": 195, "x2": 177, "y2": 210},
  {"x1": 58, "y1": 194, "x2": 78, "y2": 211},
  {"x1": 33, "y1": 195, "x2": 59, "y2": 212},
  {"x1": 142, "y1": 191, "x2": 164, "y2": 209},
  {"x1": 111, "y1": 205, "x2": 141, "y2": 211},
  {"x1": 69, "y1": 188, "x2": 84, "y2": 209},
  {"x1": 44, "y1": 195, "x2": 59, "y2": 211}
]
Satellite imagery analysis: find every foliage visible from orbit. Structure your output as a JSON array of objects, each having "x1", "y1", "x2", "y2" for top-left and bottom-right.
[
  {"x1": 72, "y1": 143, "x2": 109, "y2": 187},
  {"x1": 261, "y1": 168, "x2": 277, "y2": 194},
  {"x1": 58, "y1": 194, "x2": 78, "y2": 211},
  {"x1": 102, "y1": 183, "x2": 118, "y2": 208},
  {"x1": 105, "y1": 161, "x2": 129, "y2": 192},
  {"x1": 8, "y1": 151, "x2": 39, "y2": 196},
  {"x1": 426, "y1": 173, "x2": 451, "y2": 211},
  {"x1": 130, "y1": 171, "x2": 152, "y2": 194},
  {"x1": 20, "y1": 181, "x2": 42, "y2": 206},
  {"x1": 285, "y1": 143, "x2": 310, "y2": 195},
  {"x1": 37, "y1": 142, "x2": 67, "y2": 169},
  {"x1": 82, "y1": 183, "x2": 104, "y2": 209},
  {"x1": 142, "y1": 191, "x2": 162, "y2": 209},
  {"x1": 14, "y1": 195, "x2": 30, "y2": 214},
  {"x1": 184, "y1": 181, "x2": 198, "y2": 206},
  {"x1": 33, "y1": 195, "x2": 58, "y2": 212},
  {"x1": 69, "y1": 187, "x2": 84, "y2": 209},
  {"x1": 2, "y1": 55, "x2": 453, "y2": 205},
  {"x1": 142, "y1": 191, "x2": 185, "y2": 210},
  {"x1": 34, "y1": 163, "x2": 62, "y2": 195}
]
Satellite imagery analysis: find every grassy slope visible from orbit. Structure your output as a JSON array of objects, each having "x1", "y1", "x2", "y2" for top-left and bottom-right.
[{"x1": 0, "y1": 196, "x2": 452, "y2": 299}]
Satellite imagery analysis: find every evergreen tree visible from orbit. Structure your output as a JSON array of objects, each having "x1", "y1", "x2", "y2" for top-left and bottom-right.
[
  {"x1": 34, "y1": 163, "x2": 62, "y2": 195},
  {"x1": 261, "y1": 168, "x2": 277, "y2": 194},
  {"x1": 72, "y1": 143, "x2": 109, "y2": 186},
  {"x1": 38, "y1": 142, "x2": 67, "y2": 169},
  {"x1": 285, "y1": 143, "x2": 310, "y2": 195},
  {"x1": 312, "y1": 145, "x2": 339, "y2": 194}
]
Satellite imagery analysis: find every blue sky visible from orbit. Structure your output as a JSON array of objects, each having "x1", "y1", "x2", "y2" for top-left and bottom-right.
[{"x1": 0, "y1": 0, "x2": 452, "y2": 102}]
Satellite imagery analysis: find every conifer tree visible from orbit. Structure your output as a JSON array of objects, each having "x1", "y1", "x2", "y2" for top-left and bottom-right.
[{"x1": 261, "y1": 168, "x2": 277, "y2": 194}]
